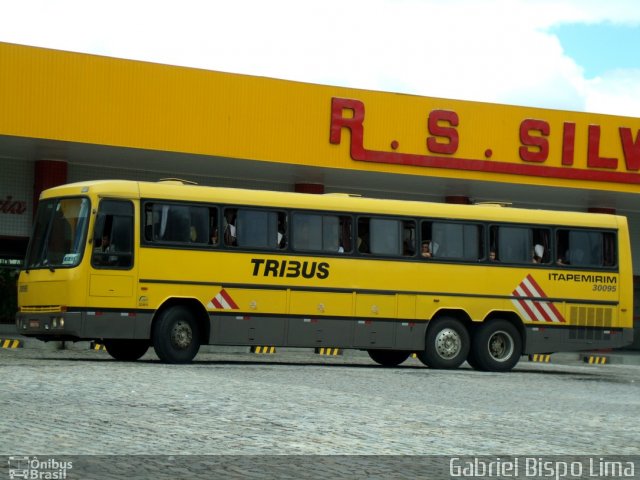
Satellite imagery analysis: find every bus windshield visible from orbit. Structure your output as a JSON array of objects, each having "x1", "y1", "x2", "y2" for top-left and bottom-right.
[{"x1": 24, "y1": 197, "x2": 90, "y2": 270}]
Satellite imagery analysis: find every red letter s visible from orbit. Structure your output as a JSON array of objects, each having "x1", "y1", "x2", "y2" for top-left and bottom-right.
[
  {"x1": 427, "y1": 110, "x2": 459, "y2": 154},
  {"x1": 519, "y1": 119, "x2": 549, "y2": 162}
]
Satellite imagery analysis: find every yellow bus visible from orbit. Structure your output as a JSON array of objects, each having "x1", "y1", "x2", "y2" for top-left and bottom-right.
[{"x1": 16, "y1": 179, "x2": 634, "y2": 371}]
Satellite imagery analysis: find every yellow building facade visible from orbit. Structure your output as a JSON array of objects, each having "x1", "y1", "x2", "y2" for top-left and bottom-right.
[{"x1": 0, "y1": 42, "x2": 639, "y2": 341}]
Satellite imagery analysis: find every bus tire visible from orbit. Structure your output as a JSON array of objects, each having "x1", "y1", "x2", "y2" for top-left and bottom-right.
[
  {"x1": 469, "y1": 319, "x2": 522, "y2": 372},
  {"x1": 152, "y1": 305, "x2": 201, "y2": 364},
  {"x1": 418, "y1": 317, "x2": 469, "y2": 369},
  {"x1": 104, "y1": 339, "x2": 149, "y2": 361},
  {"x1": 368, "y1": 349, "x2": 411, "y2": 367}
]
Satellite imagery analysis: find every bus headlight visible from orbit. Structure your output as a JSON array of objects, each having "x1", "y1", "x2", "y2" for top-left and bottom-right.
[{"x1": 51, "y1": 317, "x2": 65, "y2": 329}]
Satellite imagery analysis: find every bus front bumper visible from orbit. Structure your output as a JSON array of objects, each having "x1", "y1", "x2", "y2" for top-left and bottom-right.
[{"x1": 15, "y1": 310, "x2": 152, "y2": 340}]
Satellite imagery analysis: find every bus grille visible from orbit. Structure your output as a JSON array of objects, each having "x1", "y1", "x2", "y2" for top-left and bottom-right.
[{"x1": 568, "y1": 306, "x2": 613, "y2": 340}]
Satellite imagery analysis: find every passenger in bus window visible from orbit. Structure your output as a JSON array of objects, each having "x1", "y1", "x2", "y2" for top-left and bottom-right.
[
  {"x1": 95, "y1": 234, "x2": 117, "y2": 265},
  {"x1": 99, "y1": 234, "x2": 112, "y2": 252},
  {"x1": 489, "y1": 250, "x2": 497, "y2": 262},
  {"x1": 224, "y1": 211, "x2": 237, "y2": 246},
  {"x1": 557, "y1": 252, "x2": 569, "y2": 265},
  {"x1": 532, "y1": 244, "x2": 544, "y2": 263},
  {"x1": 225, "y1": 224, "x2": 236, "y2": 245},
  {"x1": 210, "y1": 228, "x2": 218, "y2": 246},
  {"x1": 421, "y1": 241, "x2": 432, "y2": 258}
]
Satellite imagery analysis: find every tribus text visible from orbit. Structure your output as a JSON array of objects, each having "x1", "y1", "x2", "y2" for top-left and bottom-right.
[{"x1": 251, "y1": 258, "x2": 330, "y2": 279}]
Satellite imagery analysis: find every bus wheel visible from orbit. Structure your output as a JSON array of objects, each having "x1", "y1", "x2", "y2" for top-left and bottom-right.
[
  {"x1": 104, "y1": 339, "x2": 149, "y2": 361},
  {"x1": 418, "y1": 317, "x2": 470, "y2": 369},
  {"x1": 152, "y1": 306, "x2": 201, "y2": 364},
  {"x1": 368, "y1": 349, "x2": 411, "y2": 367},
  {"x1": 469, "y1": 319, "x2": 522, "y2": 372}
]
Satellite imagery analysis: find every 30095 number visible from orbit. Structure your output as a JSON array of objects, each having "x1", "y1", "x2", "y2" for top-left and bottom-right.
[{"x1": 592, "y1": 284, "x2": 616, "y2": 292}]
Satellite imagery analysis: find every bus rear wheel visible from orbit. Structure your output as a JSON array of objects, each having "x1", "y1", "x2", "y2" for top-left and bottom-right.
[
  {"x1": 469, "y1": 319, "x2": 522, "y2": 372},
  {"x1": 152, "y1": 305, "x2": 201, "y2": 364},
  {"x1": 104, "y1": 339, "x2": 149, "y2": 361},
  {"x1": 368, "y1": 349, "x2": 411, "y2": 367},
  {"x1": 418, "y1": 317, "x2": 469, "y2": 369}
]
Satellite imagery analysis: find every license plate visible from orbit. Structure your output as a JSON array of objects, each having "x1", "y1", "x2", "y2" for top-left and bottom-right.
[{"x1": 29, "y1": 319, "x2": 40, "y2": 328}]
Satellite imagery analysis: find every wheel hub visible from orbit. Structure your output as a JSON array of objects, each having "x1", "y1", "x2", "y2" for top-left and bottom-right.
[
  {"x1": 170, "y1": 320, "x2": 193, "y2": 350},
  {"x1": 435, "y1": 328, "x2": 461, "y2": 359},
  {"x1": 488, "y1": 331, "x2": 514, "y2": 361}
]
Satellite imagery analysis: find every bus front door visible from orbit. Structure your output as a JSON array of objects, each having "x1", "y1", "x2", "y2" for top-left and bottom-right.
[{"x1": 88, "y1": 199, "x2": 137, "y2": 337}]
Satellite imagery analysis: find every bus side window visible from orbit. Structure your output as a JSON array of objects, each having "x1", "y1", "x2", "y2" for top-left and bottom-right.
[
  {"x1": 489, "y1": 225, "x2": 498, "y2": 261},
  {"x1": 92, "y1": 199, "x2": 134, "y2": 269},
  {"x1": 402, "y1": 220, "x2": 416, "y2": 256},
  {"x1": 532, "y1": 228, "x2": 551, "y2": 264},
  {"x1": 421, "y1": 221, "x2": 435, "y2": 258},
  {"x1": 235, "y1": 208, "x2": 286, "y2": 250},
  {"x1": 603, "y1": 232, "x2": 617, "y2": 266},
  {"x1": 166, "y1": 205, "x2": 191, "y2": 242},
  {"x1": 292, "y1": 213, "x2": 351, "y2": 253},
  {"x1": 357, "y1": 218, "x2": 370, "y2": 253},
  {"x1": 496, "y1": 226, "x2": 530, "y2": 264},
  {"x1": 556, "y1": 230, "x2": 569, "y2": 265},
  {"x1": 143, "y1": 204, "x2": 153, "y2": 241},
  {"x1": 293, "y1": 213, "x2": 326, "y2": 251},
  {"x1": 209, "y1": 208, "x2": 219, "y2": 246},
  {"x1": 339, "y1": 216, "x2": 352, "y2": 253},
  {"x1": 277, "y1": 212, "x2": 287, "y2": 249},
  {"x1": 144, "y1": 224, "x2": 153, "y2": 242},
  {"x1": 223, "y1": 208, "x2": 238, "y2": 246},
  {"x1": 559, "y1": 229, "x2": 613, "y2": 267},
  {"x1": 427, "y1": 221, "x2": 481, "y2": 261},
  {"x1": 359, "y1": 217, "x2": 403, "y2": 256},
  {"x1": 187, "y1": 206, "x2": 209, "y2": 244}
]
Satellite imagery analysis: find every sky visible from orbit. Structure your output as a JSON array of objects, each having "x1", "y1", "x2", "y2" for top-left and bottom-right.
[{"x1": 1, "y1": 0, "x2": 640, "y2": 118}]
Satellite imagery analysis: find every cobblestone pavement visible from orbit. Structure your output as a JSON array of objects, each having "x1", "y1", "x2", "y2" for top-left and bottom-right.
[{"x1": 1, "y1": 348, "x2": 639, "y2": 460}]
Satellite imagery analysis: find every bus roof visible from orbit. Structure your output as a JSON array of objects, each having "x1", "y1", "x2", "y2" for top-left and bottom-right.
[{"x1": 42, "y1": 179, "x2": 623, "y2": 229}]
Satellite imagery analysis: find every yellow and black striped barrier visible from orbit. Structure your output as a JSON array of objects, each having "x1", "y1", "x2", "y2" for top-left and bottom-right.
[
  {"x1": 584, "y1": 355, "x2": 608, "y2": 365},
  {"x1": 251, "y1": 346, "x2": 276, "y2": 354},
  {"x1": 529, "y1": 354, "x2": 551, "y2": 363},
  {"x1": 90, "y1": 341, "x2": 107, "y2": 351},
  {"x1": 1, "y1": 339, "x2": 22, "y2": 349},
  {"x1": 314, "y1": 347, "x2": 342, "y2": 356}
]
